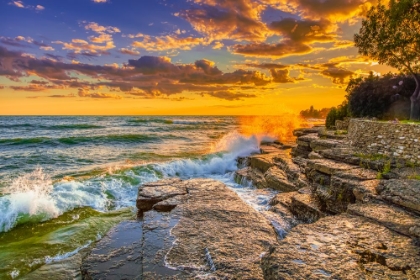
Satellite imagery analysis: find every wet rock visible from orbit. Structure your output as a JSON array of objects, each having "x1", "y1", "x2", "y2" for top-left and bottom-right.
[
  {"x1": 347, "y1": 202, "x2": 420, "y2": 239},
  {"x1": 165, "y1": 179, "x2": 278, "y2": 279},
  {"x1": 153, "y1": 195, "x2": 185, "y2": 212},
  {"x1": 234, "y1": 167, "x2": 267, "y2": 188},
  {"x1": 290, "y1": 193, "x2": 326, "y2": 223},
  {"x1": 262, "y1": 213, "x2": 420, "y2": 279},
  {"x1": 136, "y1": 182, "x2": 187, "y2": 213},
  {"x1": 377, "y1": 179, "x2": 420, "y2": 214},
  {"x1": 81, "y1": 221, "x2": 144, "y2": 280},
  {"x1": 264, "y1": 167, "x2": 298, "y2": 192}
]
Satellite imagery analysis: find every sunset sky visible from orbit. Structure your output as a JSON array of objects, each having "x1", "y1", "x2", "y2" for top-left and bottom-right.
[{"x1": 0, "y1": 0, "x2": 396, "y2": 115}]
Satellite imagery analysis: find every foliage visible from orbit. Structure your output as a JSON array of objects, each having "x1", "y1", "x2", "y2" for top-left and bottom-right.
[
  {"x1": 354, "y1": 0, "x2": 420, "y2": 119},
  {"x1": 325, "y1": 101, "x2": 349, "y2": 128},
  {"x1": 346, "y1": 73, "x2": 415, "y2": 119},
  {"x1": 300, "y1": 106, "x2": 331, "y2": 119}
]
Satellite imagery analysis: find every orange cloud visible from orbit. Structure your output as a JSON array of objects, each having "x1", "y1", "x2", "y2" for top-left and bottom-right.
[
  {"x1": 179, "y1": 0, "x2": 269, "y2": 41},
  {"x1": 132, "y1": 35, "x2": 208, "y2": 51},
  {"x1": 231, "y1": 41, "x2": 313, "y2": 58}
]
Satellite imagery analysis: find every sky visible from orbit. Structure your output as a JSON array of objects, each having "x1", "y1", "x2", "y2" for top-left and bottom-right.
[{"x1": 0, "y1": 0, "x2": 396, "y2": 115}]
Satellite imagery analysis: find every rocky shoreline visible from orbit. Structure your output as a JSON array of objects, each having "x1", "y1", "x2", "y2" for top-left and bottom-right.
[{"x1": 82, "y1": 126, "x2": 420, "y2": 279}]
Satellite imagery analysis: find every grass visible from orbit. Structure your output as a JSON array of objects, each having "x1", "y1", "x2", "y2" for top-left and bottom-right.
[
  {"x1": 408, "y1": 174, "x2": 420, "y2": 180},
  {"x1": 334, "y1": 130, "x2": 348, "y2": 135},
  {"x1": 399, "y1": 120, "x2": 420, "y2": 124},
  {"x1": 354, "y1": 153, "x2": 389, "y2": 161}
]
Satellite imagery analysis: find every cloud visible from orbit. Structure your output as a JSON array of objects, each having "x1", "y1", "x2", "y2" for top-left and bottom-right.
[
  {"x1": 92, "y1": 0, "x2": 107, "y2": 2},
  {"x1": 48, "y1": 94, "x2": 76, "y2": 98},
  {"x1": 179, "y1": 0, "x2": 268, "y2": 41},
  {"x1": 212, "y1": 41, "x2": 224, "y2": 50},
  {"x1": 78, "y1": 88, "x2": 121, "y2": 99},
  {"x1": 0, "y1": 36, "x2": 54, "y2": 51},
  {"x1": 8, "y1": 1, "x2": 45, "y2": 10},
  {"x1": 83, "y1": 22, "x2": 120, "y2": 34},
  {"x1": 264, "y1": 0, "x2": 385, "y2": 23},
  {"x1": 245, "y1": 63, "x2": 289, "y2": 69},
  {"x1": 269, "y1": 18, "x2": 337, "y2": 44},
  {"x1": 204, "y1": 90, "x2": 257, "y2": 101},
  {"x1": 270, "y1": 69, "x2": 294, "y2": 83},
  {"x1": 88, "y1": 34, "x2": 112, "y2": 43},
  {"x1": 132, "y1": 35, "x2": 207, "y2": 51},
  {"x1": 119, "y1": 48, "x2": 140, "y2": 56},
  {"x1": 53, "y1": 39, "x2": 115, "y2": 54},
  {"x1": 320, "y1": 64, "x2": 354, "y2": 84},
  {"x1": 0, "y1": 46, "x2": 272, "y2": 100},
  {"x1": 9, "y1": 1, "x2": 25, "y2": 8},
  {"x1": 231, "y1": 41, "x2": 312, "y2": 58}
]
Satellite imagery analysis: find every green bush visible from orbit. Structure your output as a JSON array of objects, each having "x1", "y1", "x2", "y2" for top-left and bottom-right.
[{"x1": 325, "y1": 102, "x2": 349, "y2": 128}]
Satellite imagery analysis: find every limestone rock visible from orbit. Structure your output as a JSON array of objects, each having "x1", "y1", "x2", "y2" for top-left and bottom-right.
[
  {"x1": 165, "y1": 179, "x2": 278, "y2": 279},
  {"x1": 377, "y1": 179, "x2": 420, "y2": 214},
  {"x1": 347, "y1": 202, "x2": 420, "y2": 239},
  {"x1": 264, "y1": 167, "x2": 298, "y2": 192},
  {"x1": 306, "y1": 158, "x2": 358, "y2": 175},
  {"x1": 290, "y1": 193, "x2": 326, "y2": 223},
  {"x1": 310, "y1": 138, "x2": 343, "y2": 152},
  {"x1": 262, "y1": 214, "x2": 420, "y2": 280},
  {"x1": 249, "y1": 154, "x2": 275, "y2": 173},
  {"x1": 308, "y1": 151, "x2": 323, "y2": 159},
  {"x1": 136, "y1": 181, "x2": 187, "y2": 213},
  {"x1": 293, "y1": 127, "x2": 324, "y2": 137},
  {"x1": 234, "y1": 167, "x2": 267, "y2": 188}
]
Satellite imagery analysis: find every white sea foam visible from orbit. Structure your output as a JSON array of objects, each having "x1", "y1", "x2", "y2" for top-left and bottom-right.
[
  {"x1": 155, "y1": 132, "x2": 260, "y2": 178},
  {"x1": 0, "y1": 131, "x2": 272, "y2": 233},
  {"x1": 44, "y1": 241, "x2": 92, "y2": 264}
]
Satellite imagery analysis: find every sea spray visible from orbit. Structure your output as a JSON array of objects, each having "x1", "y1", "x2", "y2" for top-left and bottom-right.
[{"x1": 0, "y1": 167, "x2": 59, "y2": 232}]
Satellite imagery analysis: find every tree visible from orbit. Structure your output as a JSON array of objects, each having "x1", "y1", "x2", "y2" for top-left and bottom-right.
[
  {"x1": 354, "y1": 0, "x2": 420, "y2": 120},
  {"x1": 346, "y1": 73, "x2": 414, "y2": 119}
]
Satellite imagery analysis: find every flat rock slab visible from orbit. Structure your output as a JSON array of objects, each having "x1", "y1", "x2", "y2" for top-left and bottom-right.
[
  {"x1": 293, "y1": 127, "x2": 325, "y2": 136},
  {"x1": 165, "y1": 179, "x2": 278, "y2": 279},
  {"x1": 262, "y1": 213, "x2": 420, "y2": 279},
  {"x1": 307, "y1": 158, "x2": 359, "y2": 175},
  {"x1": 310, "y1": 138, "x2": 343, "y2": 152},
  {"x1": 81, "y1": 221, "x2": 143, "y2": 280},
  {"x1": 347, "y1": 202, "x2": 420, "y2": 239},
  {"x1": 334, "y1": 167, "x2": 379, "y2": 181},
  {"x1": 377, "y1": 179, "x2": 420, "y2": 214}
]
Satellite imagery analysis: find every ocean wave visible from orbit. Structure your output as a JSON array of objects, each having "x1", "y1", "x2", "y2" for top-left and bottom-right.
[
  {"x1": 127, "y1": 118, "x2": 173, "y2": 125},
  {"x1": 0, "y1": 134, "x2": 169, "y2": 146},
  {"x1": 0, "y1": 123, "x2": 104, "y2": 130},
  {"x1": 0, "y1": 131, "x2": 268, "y2": 233}
]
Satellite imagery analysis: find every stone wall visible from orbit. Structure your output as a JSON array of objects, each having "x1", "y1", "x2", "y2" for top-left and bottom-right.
[{"x1": 348, "y1": 119, "x2": 420, "y2": 163}]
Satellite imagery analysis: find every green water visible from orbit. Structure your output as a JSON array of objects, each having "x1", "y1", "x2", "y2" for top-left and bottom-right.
[{"x1": 0, "y1": 207, "x2": 134, "y2": 279}]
